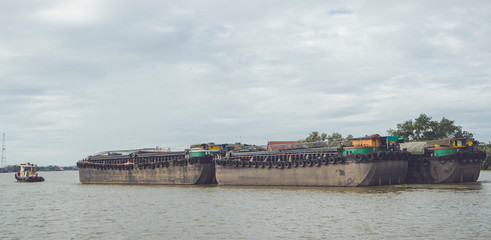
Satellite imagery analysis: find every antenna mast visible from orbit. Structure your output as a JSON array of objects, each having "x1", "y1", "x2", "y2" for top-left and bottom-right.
[{"x1": 1, "y1": 133, "x2": 5, "y2": 167}]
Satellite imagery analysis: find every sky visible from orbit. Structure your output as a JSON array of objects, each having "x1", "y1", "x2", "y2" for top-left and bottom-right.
[{"x1": 1, "y1": 0, "x2": 491, "y2": 166}]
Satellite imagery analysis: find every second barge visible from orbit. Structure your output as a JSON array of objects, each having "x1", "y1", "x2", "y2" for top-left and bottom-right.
[{"x1": 214, "y1": 135, "x2": 409, "y2": 187}]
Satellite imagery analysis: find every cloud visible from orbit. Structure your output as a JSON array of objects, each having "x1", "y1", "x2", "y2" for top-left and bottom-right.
[
  {"x1": 1, "y1": 0, "x2": 491, "y2": 166},
  {"x1": 36, "y1": 1, "x2": 101, "y2": 25},
  {"x1": 328, "y1": 8, "x2": 352, "y2": 16}
]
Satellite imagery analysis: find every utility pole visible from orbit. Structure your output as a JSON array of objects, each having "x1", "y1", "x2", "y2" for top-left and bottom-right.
[{"x1": 1, "y1": 133, "x2": 5, "y2": 168}]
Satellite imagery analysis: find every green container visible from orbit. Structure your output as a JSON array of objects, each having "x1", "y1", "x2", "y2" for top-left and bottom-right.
[
  {"x1": 434, "y1": 148, "x2": 470, "y2": 156},
  {"x1": 387, "y1": 136, "x2": 398, "y2": 142},
  {"x1": 342, "y1": 148, "x2": 385, "y2": 156},
  {"x1": 189, "y1": 150, "x2": 220, "y2": 157}
]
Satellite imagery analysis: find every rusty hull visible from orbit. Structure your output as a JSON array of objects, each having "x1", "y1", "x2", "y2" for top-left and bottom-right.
[
  {"x1": 215, "y1": 159, "x2": 408, "y2": 187},
  {"x1": 406, "y1": 158, "x2": 481, "y2": 184},
  {"x1": 79, "y1": 163, "x2": 216, "y2": 185}
]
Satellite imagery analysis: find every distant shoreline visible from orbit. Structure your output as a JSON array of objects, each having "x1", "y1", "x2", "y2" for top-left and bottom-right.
[{"x1": 0, "y1": 165, "x2": 78, "y2": 173}]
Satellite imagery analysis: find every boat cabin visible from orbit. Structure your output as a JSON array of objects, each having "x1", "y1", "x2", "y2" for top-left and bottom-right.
[
  {"x1": 426, "y1": 138, "x2": 476, "y2": 156},
  {"x1": 19, "y1": 163, "x2": 37, "y2": 178}
]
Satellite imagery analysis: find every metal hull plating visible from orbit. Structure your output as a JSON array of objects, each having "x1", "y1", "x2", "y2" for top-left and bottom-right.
[
  {"x1": 77, "y1": 153, "x2": 216, "y2": 185},
  {"x1": 215, "y1": 159, "x2": 408, "y2": 187},
  {"x1": 78, "y1": 163, "x2": 216, "y2": 185},
  {"x1": 406, "y1": 158, "x2": 481, "y2": 184}
]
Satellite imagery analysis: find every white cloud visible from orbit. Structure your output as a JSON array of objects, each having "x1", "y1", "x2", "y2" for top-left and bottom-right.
[
  {"x1": 1, "y1": 0, "x2": 491, "y2": 166},
  {"x1": 36, "y1": 1, "x2": 101, "y2": 25}
]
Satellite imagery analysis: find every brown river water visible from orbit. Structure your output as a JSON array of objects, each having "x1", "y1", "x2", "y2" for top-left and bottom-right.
[{"x1": 1, "y1": 171, "x2": 491, "y2": 239}]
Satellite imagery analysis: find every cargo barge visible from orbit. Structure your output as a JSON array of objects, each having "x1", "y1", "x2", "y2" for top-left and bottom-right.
[
  {"x1": 214, "y1": 135, "x2": 409, "y2": 187},
  {"x1": 401, "y1": 138, "x2": 484, "y2": 184},
  {"x1": 77, "y1": 136, "x2": 484, "y2": 186},
  {"x1": 77, "y1": 149, "x2": 216, "y2": 185}
]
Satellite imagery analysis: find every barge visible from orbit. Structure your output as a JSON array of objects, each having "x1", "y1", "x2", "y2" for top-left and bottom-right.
[
  {"x1": 77, "y1": 136, "x2": 484, "y2": 186},
  {"x1": 401, "y1": 138, "x2": 484, "y2": 184},
  {"x1": 77, "y1": 149, "x2": 216, "y2": 185},
  {"x1": 214, "y1": 134, "x2": 409, "y2": 187}
]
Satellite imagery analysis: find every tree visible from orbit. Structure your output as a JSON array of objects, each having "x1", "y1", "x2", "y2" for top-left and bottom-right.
[
  {"x1": 300, "y1": 132, "x2": 353, "y2": 147},
  {"x1": 300, "y1": 131, "x2": 327, "y2": 142},
  {"x1": 479, "y1": 142, "x2": 491, "y2": 170},
  {"x1": 388, "y1": 114, "x2": 474, "y2": 141},
  {"x1": 326, "y1": 132, "x2": 343, "y2": 143}
]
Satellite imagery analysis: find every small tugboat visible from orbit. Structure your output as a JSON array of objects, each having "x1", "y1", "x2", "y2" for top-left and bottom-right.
[{"x1": 15, "y1": 163, "x2": 45, "y2": 182}]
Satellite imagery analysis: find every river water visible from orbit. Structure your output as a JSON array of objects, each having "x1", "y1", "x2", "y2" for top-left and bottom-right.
[{"x1": 1, "y1": 171, "x2": 490, "y2": 239}]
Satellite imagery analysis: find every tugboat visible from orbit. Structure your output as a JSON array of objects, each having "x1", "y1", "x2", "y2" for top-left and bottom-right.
[{"x1": 15, "y1": 163, "x2": 45, "y2": 182}]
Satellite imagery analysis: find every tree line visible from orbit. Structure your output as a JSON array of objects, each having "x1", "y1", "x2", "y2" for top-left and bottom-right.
[
  {"x1": 299, "y1": 131, "x2": 353, "y2": 147},
  {"x1": 387, "y1": 114, "x2": 474, "y2": 141},
  {"x1": 0, "y1": 165, "x2": 78, "y2": 173}
]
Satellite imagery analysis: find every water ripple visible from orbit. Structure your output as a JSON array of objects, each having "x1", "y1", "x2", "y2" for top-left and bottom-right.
[{"x1": 1, "y1": 171, "x2": 491, "y2": 239}]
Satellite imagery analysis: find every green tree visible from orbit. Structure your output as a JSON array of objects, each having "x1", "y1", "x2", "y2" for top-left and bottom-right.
[
  {"x1": 326, "y1": 132, "x2": 342, "y2": 143},
  {"x1": 479, "y1": 142, "x2": 491, "y2": 170},
  {"x1": 300, "y1": 132, "x2": 353, "y2": 147},
  {"x1": 327, "y1": 132, "x2": 353, "y2": 147},
  {"x1": 300, "y1": 131, "x2": 327, "y2": 142},
  {"x1": 387, "y1": 114, "x2": 473, "y2": 141}
]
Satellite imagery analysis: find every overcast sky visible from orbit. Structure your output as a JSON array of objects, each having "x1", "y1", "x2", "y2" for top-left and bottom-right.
[{"x1": 1, "y1": 0, "x2": 491, "y2": 166}]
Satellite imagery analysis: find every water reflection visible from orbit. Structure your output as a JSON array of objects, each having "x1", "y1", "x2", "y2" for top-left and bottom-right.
[
  {"x1": 195, "y1": 181, "x2": 484, "y2": 194},
  {"x1": 397, "y1": 182, "x2": 483, "y2": 192}
]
